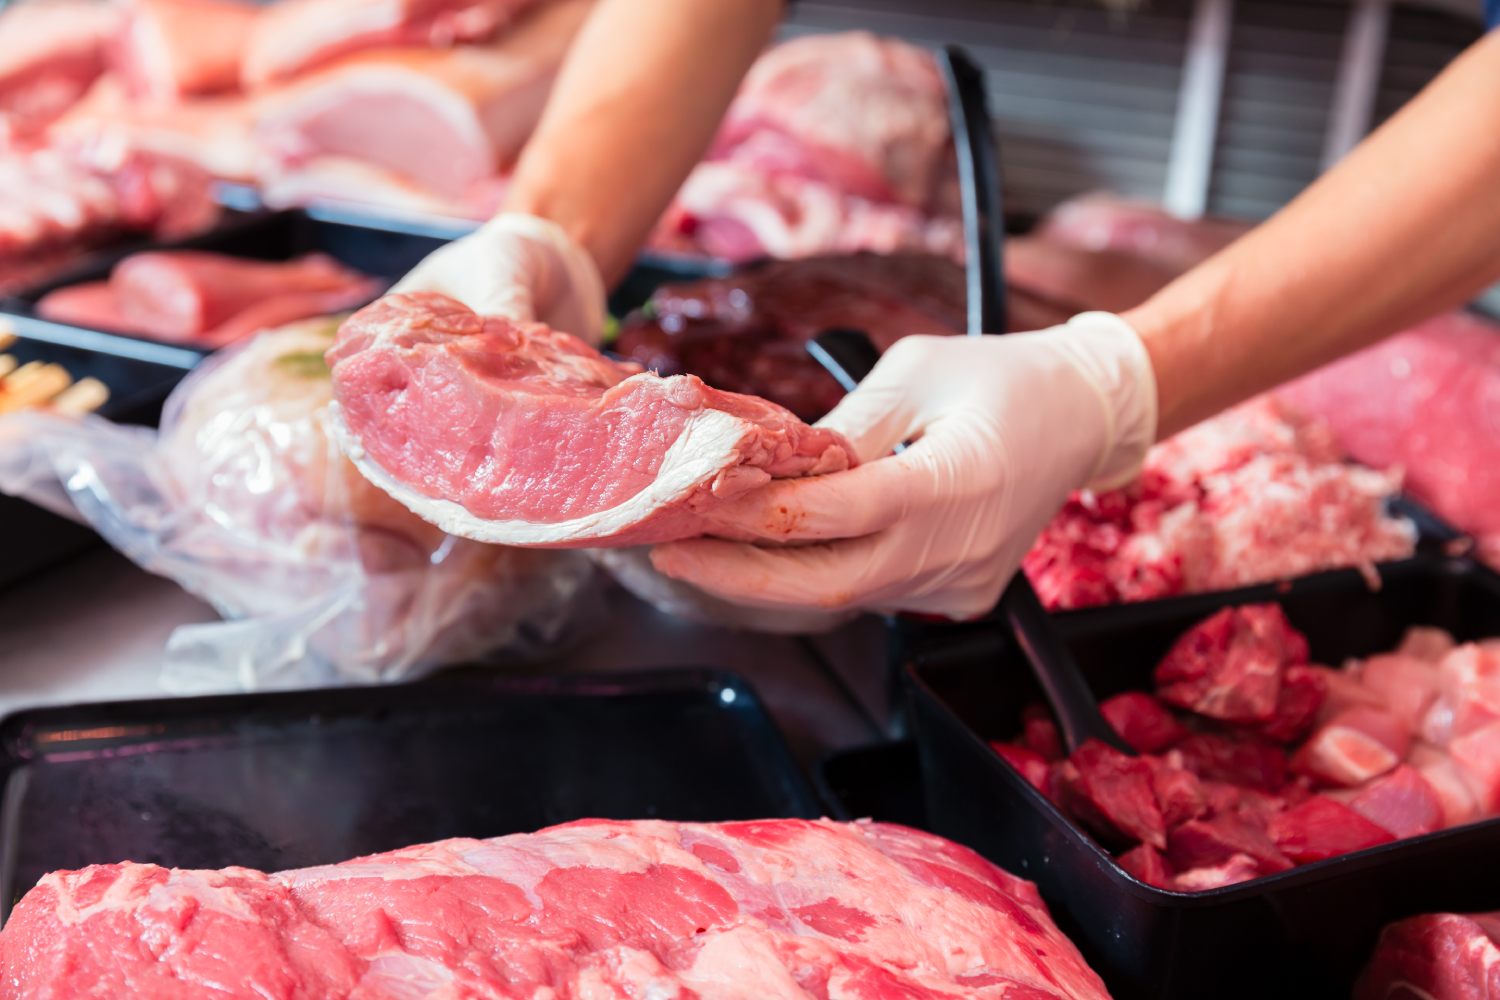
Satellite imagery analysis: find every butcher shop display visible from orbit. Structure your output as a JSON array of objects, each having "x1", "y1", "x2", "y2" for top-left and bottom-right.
[
  {"x1": 1357, "y1": 910, "x2": 1500, "y2": 999},
  {"x1": 992, "y1": 603, "x2": 1500, "y2": 891},
  {"x1": 0, "y1": 0, "x2": 120, "y2": 138},
  {"x1": 328, "y1": 292, "x2": 854, "y2": 547},
  {"x1": 1, "y1": 818, "x2": 1111, "y2": 1000},
  {"x1": 1023, "y1": 397, "x2": 1416, "y2": 609},
  {"x1": 0, "y1": 316, "x2": 592, "y2": 688},
  {"x1": 36, "y1": 249, "x2": 382, "y2": 346}
]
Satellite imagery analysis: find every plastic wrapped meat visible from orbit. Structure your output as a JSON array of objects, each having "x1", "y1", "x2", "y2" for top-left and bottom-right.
[
  {"x1": 1023, "y1": 397, "x2": 1416, "y2": 610},
  {"x1": 0, "y1": 318, "x2": 593, "y2": 689}
]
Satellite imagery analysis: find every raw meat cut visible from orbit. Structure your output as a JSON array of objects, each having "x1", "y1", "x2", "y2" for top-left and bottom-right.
[
  {"x1": 110, "y1": 0, "x2": 258, "y2": 103},
  {"x1": 328, "y1": 292, "x2": 855, "y2": 548},
  {"x1": 1357, "y1": 911, "x2": 1500, "y2": 1000},
  {"x1": 37, "y1": 251, "x2": 381, "y2": 345},
  {"x1": 1004, "y1": 236, "x2": 1179, "y2": 316},
  {"x1": 1276, "y1": 311, "x2": 1500, "y2": 568},
  {"x1": 255, "y1": 0, "x2": 590, "y2": 203},
  {"x1": 0, "y1": 818, "x2": 1112, "y2": 1000},
  {"x1": 243, "y1": 0, "x2": 540, "y2": 87},
  {"x1": 0, "y1": 141, "x2": 217, "y2": 292},
  {"x1": 258, "y1": 153, "x2": 506, "y2": 219},
  {"x1": 0, "y1": 0, "x2": 119, "y2": 136},
  {"x1": 1023, "y1": 397, "x2": 1416, "y2": 610},
  {"x1": 991, "y1": 613, "x2": 1500, "y2": 891},
  {"x1": 1034, "y1": 192, "x2": 1249, "y2": 273}
]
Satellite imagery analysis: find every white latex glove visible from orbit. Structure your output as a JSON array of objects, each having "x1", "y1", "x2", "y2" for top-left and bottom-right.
[
  {"x1": 392, "y1": 212, "x2": 607, "y2": 344},
  {"x1": 650, "y1": 313, "x2": 1158, "y2": 619}
]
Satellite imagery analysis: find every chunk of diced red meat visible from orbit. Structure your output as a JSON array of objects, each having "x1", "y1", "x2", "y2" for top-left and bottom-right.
[
  {"x1": 1117, "y1": 844, "x2": 1174, "y2": 889},
  {"x1": 1201, "y1": 781, "x2": 1286, "y2": 829},
  {"x1": 1409, "y1": 744, "x2": 1482, "y2": 828},
  {"x1": 1173, "y1": 853, "x2": 1262, "y2": 892},
  {"x1": 1268, "y1": 796, "x2": 1396, "y2": 863},
  {"x1": 1056, "y1": 741, "x2": 1167, "y2": 849},
  {"x1": 991, "y1": 742, "x2": 1051, "y2": 793},
  {"x1": 1021, "y1": 704, "x2": 1064, "y2": 761},
  {"x1": 1346, "y1": 765, "x2": 1444, "y2": 838},
  {"x1": 1100, "y1": 692, "x2": 1190, "y2": 754},
  {"x1": 1295, "y1": 707, "x2": 1411, "y2": 788},
  {"x1": 1167, "y1": 815, "x2": 1292, "y2": 876},
  {"x1": 1356, "y1": 911, "x2": 1500, "y2": 1000},
  {"x1": 1146, "y1": 756, "x2": 1208, "y2": 828},
  {"x1": 1449, "y1": 721, "x2": 1500, "y2": 814},
  {"x1": 1255, "y1": 664, "x2": 1327, "y2": 744},
  {"x1": 1155, "y1": 604, "x2": 1309, "y2": 723},
  {"x1": 1174, "y1": 732, "x2": 1289, "y2": 792}
]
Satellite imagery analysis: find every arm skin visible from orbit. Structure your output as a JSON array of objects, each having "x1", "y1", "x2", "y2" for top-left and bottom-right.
[
  {"x1": 1126, "y1": 29, "x2": 1500, "y2": 439},
  {"x1": 502, "y1": 0, "x2": 783, "y2": 287}
]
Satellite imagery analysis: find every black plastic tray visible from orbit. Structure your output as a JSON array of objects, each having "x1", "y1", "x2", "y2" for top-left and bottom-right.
[
  {"x1": 0, "y1": 668, "x2": 818, "y2": 917},
  {"x1": 817, "y1": 741, "x2": 926, "y2": 830},
  {"x1": 906, "y1": 553, "x2": 1500, "y2": 1000},
  {"x1": 0, "y1": 332, "x2": 197, "y2": 590}
]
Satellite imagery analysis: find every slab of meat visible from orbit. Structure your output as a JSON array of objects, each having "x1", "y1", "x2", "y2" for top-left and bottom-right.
[
  {"x1": 0, "y1": 0, "x2": 119, "y2": 136},
  {"x1": 0, "y1": 141, "x2": 217, "y2": 293},
  {"x1": 1357, "y1": 911, "x2": 1500, "y2": 1000},
  {"x1": 110, "y1": 0, "x2": 258, "y2": 104},
  {"x1": 1276, "y1": 311, "x2": 1500, "y2": 568},
  {"x1": 328, "y1": 292, "x2": 854, "y2": 548},
  {"x1": 1, "y1": 818, "x2": 1111, "y2": 1000},
  {"x1": 254, "y1": 0, "x2": 587, "y2": 204},
  {"x1": 1023, "y1": 397, "x2": 1415, "y2": 610},
  {"x1": 37, "y1": 251, "x2": 381, "y2": 345},
  {"x1": 243, "y1": 0, "x2": 541, "y2": 88},
  {"x1": 993, "y1": 610, "x2": 1500, "y2": 892},
  {"x1": 1034, "y1": 192, "x2": 1249, "y2": 273},
  {"x1": 258, "y1": 153, "x2": 506, "y2": 220}
]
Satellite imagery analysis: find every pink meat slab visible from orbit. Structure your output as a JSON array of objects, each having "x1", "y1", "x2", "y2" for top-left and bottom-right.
[
  {"x1": 1, "y1": 819, "x2": 1111, "y2": 1000},
  {"x1": 328, "y1": 292, "x2": 855, "y2": 548}
]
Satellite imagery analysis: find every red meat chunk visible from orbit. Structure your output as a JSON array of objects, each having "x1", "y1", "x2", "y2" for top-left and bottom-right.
[
  {"x1": 1154, "y1": 604, "x2": 1310, "y2": 723},
  {"x1": 1201, "y1": 781, "x2": 1286, "y2": 828},
  {"x1": 991, "y1": 742, "x2": 1051, "y2": 793},
  {"x1": 1057, "y1": 741, "x2": 1167, "y2": 849},
  {"x1": 1294, "y1": 707, "x2": 1409, "y2": 788},
  {"x1": 1020, "y1": 704, "x2": 1063, "y2": 761},
  {"x1": 1146, "y1": 757, "x2": 1208, "y2": 828},
  {"x1": 1175, "y1": 732, "x2": 1289, "y2": 792},
  {"x1": 1268, "y1": 796, "x2": 1395, "y2": 863},
  {"x1": 1356, "y1": 912, "x2": 1500, "y2": 1000},
  {"x1": 1117, "y1": 844, "x2": 1174, "y2": 889},
  {"x1": 1347, "y1": 765, "x2": 1445, "y2": 838},
  {"x1": 1173, "y1": 853, "x2": 1262, "y2": 892},
  {"x1": 1256, "y1": 664, "x2": 1327, "y2": 744},
  {"x1": 1449, "y1": 721, "x2": 1500, "y2": 814},
  {"x1": 1100, "y1": 692, "x2": 1189, "y2": 754},
  {"x1": 1167, "y1": 815, "x2": 1293, "y2": 876}
]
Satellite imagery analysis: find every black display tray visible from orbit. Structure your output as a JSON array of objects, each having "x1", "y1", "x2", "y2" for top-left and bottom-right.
[
  {"x1": 817, "y1": 741, "x2": 926, "y2": 830},
  {"x1": 906, "y1": 553, "x2": 1500, "y2": 1000},
  {"x1": 0, "y1": 668, "x2": 818, "y2": 917}
]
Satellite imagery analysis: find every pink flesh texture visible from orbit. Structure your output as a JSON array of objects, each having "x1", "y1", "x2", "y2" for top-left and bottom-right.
[
  {"x1": 1356, "y1": 912, "x2": 1500, "y2": 1000},
  {"x1": 1346, "y1": 765, "x2": 1445, "y2": 838},
  {"x1": 242, "y1": 0, "x2": 538, "y2": 87},
  {"x1": 0, "y1": 819, "x2": 1111, "y2": 1000},
  {"x1": 111, "y1": 0, "x2": 258, "y2": 103},
  {"x1": 0, "y1": 0, "x2": 118, "y2": 133},
  {"x1": 328, "y1": 292, "x2": 855, "y2": 548},
  {"x1": 1154, "y1": 603, "x2": 1309, "y2": 724}
]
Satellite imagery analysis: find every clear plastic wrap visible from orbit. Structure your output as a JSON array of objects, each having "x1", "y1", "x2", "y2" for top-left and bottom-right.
[{"x1": 0, "y1": 318, "x2": 597, "y2": 690}]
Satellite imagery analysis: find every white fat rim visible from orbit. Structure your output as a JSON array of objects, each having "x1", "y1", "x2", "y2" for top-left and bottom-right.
[{"x1": 329, "y1": 402, "x2": 752, "y2": 547}]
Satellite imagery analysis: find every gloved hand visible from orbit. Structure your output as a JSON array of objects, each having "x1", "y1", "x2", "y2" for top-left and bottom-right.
[
  {"x1": 392, "y1": 212, "x2": 607, "y2": 344},
  {"x1": 650, "y1": 313, "x2": 1158, "y2": 619}
]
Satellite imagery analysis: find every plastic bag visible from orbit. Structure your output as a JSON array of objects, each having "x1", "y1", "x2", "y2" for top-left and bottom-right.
[{"x1": 0, "y1": 318, "x2": 597, "y2": 690}]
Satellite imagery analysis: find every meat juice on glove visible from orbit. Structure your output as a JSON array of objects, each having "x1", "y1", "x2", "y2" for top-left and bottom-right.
[{"x1": 327, "y1": 291, "x2": 856, "y2": 549}]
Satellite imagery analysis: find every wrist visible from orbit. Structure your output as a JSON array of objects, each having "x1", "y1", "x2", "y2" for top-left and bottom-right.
[{"x1": 1058, "y1": 312, "x2": 1159, "y2": 491}]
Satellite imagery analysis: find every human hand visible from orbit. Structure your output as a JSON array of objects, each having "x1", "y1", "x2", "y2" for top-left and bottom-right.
[
  {"x1": 650, "y1": 314, "x2": 1158, "y2": 619},
  {"x1": 392, "y1": 212, "x2": 606, "y2": 344}
]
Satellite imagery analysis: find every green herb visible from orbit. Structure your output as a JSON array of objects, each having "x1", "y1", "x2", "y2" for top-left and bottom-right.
[
  {"x1": 601, "y1": 314, "x2": 620, "y2": 346},
  {"x1": 274, "y1": 350, "x2": 331, "y2": 378}
]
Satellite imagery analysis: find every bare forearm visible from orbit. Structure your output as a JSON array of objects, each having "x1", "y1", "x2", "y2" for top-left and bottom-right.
[
  {"x1": 1125, "y1": 30, "x2": 1500, "y2": 438},
  {"x1": 504, "y1": 0, "x2": 781, "y2": 285}
]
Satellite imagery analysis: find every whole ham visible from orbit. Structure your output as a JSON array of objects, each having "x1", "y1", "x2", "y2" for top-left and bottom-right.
[
  {"x1": 0, "y1": 818, "x2": 1111, "y2": 1000},
  {"x1": 37, "y1": 250, "x2": 381, "y2": 345},
  {"x1": 242, "y1": 0, "x2": 541, "y2": 87},
  {"x1": 327, "y1": 292, "x2": 855, "y2": 548},
  {"x1": 110, "y1": 0, "x2": 259, "y2": 104},
  {"x1": 1357, "y1": 911, "x2": 1500, "y2": 1000},
  {"x1": 255, "y1": 0, "x2": 589, "y2": 204}
]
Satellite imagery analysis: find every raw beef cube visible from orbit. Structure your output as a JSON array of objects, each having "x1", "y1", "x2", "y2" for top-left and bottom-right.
[
  {"x1": 1397, "y1": 626, "x2": 1457, "y2": 662},
  {"x1": 1155, "y1": 604, "x2": 1309, "y2": 723},
  {"x1": 1268, "y1": 796, "x2": 1396, "y2": 863},
  {"x1": 1359, "y1": 653, "x2": 1441, "y2": 734},
  {"x1": 1356, "y1": 912, "x2": 1500, "y2": 1000},
  {"x1": 1175, "y1": 732, "x2": 1290, "y2": 792},
  {"x1": 1100, "y1": 692, "x2": 1189, "y2": 753},
  {"x1": 1293, "y1": 708, "x2": 1409, "y2": 787},
  {"x1": 1167, "y1": 816, "x2": 1293, "y2": 876},
  {"x1": 1201, "y1": 781, "x2": 1285, "y2": 828},
  {"x1": 1256, "y1": 664, "x2": 1327, "y2": 744},
  {"x1": 1410, "y1": 744, "x2": 1482, "y2": 827},
  {"x1": 1021, "y1": 704, "x2": 1064, "y2": 760},
  {"x1": 1347, "y1": 765, "x2": 1444, "y2": 838},
  {"x1": 1146, "y1": 757, "x2": 1208, "y2": 828},
  {"x1": 1117, "y1": 843, "x2": 1174, "y2": 889},
  {"x1": 1173, "y1": 853, "x2": 1262, "y2": 892},
  {"x1": 992, "y1": 742, "x2": 1051, "y2": 793},
  {"x1": 1437, "y1": 645, "x2": 1500, "y2": 739},
  {"x1": 1449, "y1": 721, "x2": 1500, "y2": 813},
  {"x1": 1057, "y1": 741, "x2": 1167, "y2": 849}
]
